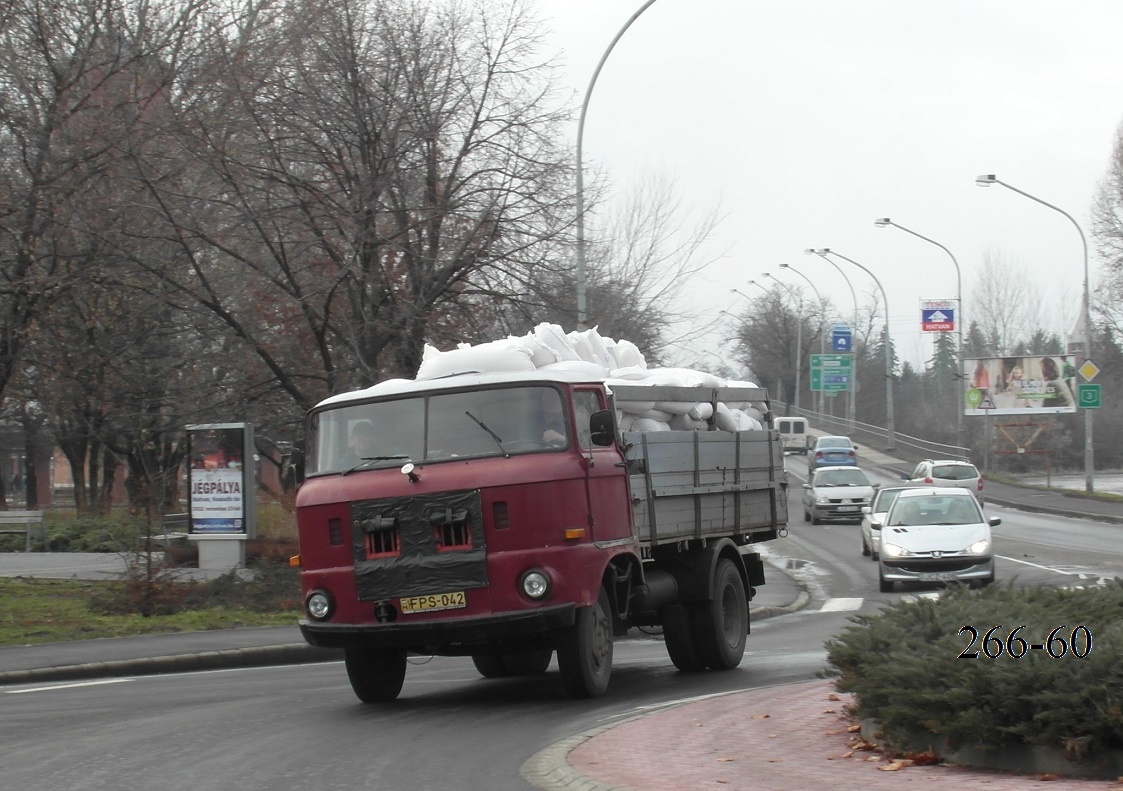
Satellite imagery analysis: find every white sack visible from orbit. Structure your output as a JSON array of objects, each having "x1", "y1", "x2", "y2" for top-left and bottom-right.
[
  {"x1": 416, "y1": 339, "x2": 535, "y2": 380},
  {"x1": 534, "y1": 323, "x2": 582, "y2": 362},
  {"x1": 611, "y1": 339, "x2": 647, "y2": 369},
  {"x1": 538, "y1": 360, "x2": 611, "y2": 378}
]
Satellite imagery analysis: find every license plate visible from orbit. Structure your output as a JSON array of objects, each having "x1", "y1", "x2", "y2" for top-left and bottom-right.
[
  {"x1": 918, "y1": 572, "x2": 959, "y2": 582},
  {"x1": 399, "y1": 591, "x2": 466, "y2": 614},
  {"x1": 838, "y1": 506, "x2": 859, "y2": 512}
]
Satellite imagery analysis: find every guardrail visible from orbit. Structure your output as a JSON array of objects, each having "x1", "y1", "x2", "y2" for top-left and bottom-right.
[{"x1": 773, "y1": 403, "x2": 970, "y2": 465}]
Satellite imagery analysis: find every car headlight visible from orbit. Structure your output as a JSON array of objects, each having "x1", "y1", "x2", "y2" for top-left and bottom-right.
[
  {"x1": 815, "y1": 493, "x2": 831, "y2": 504},
  {"x1": 881, "y1": 542, "x2": 910, "y2": 558},
  {"x1": 965, "y1": 539, "x2": 990, "y2": 555}
]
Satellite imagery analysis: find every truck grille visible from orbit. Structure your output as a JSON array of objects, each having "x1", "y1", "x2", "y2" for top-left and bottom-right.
[{"x1": 350, "y1": 489, "x2": 488, "y2": 601}]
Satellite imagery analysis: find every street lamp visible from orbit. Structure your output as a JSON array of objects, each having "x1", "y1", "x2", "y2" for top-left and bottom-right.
[
  {"x1": 780, "y1": 263, "x2": 827, "y2": 415},
  {"x1": 805, "y1": 248, "x2": 859, "y2": 430},
  {"x1": 975, "y1": 174, "x2": 1094, "y2": 492},
  {"x1": 764, "y1": 272, "x2": 804, "y2": 413},
  {"x1": 575, "y1": 0, "x2": 661, "y2": 329},
  {"x1": 875, "y1": 217, "x2": 965, "y2": 458},
  {"x1": 816, "y1": 248, "x2": 896, "y2": 451}
]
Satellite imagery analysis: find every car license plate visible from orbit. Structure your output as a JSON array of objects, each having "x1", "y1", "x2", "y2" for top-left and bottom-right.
[
  {"x1": 918, "y1": 572, "x2": 958, "y2": 582},
  {"x1": 838, "y1": 506, "x2": 858, "y2": 512},
  {"x1": 399, "y1": 591, "x2": 466, "y2": 614}
]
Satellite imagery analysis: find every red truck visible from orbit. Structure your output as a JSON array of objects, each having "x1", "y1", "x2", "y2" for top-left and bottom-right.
[{"x1": 290, "y1": 370, "x2": 787, "y2": 702}]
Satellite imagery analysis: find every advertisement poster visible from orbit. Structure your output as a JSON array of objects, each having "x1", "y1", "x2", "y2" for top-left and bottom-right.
[
  {"x1": 187, "y1": 425, "x2": 248, "y2": 534},
  {"x1": 963, "y1": 355, "x2": 1078, "y2": 416}
]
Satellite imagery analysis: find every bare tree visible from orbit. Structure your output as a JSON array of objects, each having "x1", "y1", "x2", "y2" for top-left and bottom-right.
[
  {"x1": 968, "y1": 250, "x2": 1041, "y2": 355},
  {"x1": 1091, "y1": 120, "x2": 1123, "y2": 335}
]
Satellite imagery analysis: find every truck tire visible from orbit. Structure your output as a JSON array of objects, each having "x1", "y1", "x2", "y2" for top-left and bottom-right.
[
  {"x1": 344, "y1": 647, "x2": 407, "y2": 703},
  {"x1": 557, "y1": 587, "x2": 613, "y2": 698},
  {"x1": 691, "y1": 558, "x2": 748, "y2": 670},
  {"x1": 660, "y1": 603, "x2": 706, "y2": 672},
  {"x1": 502, "y1": 648, "x2": 553, "y2": 676},
  {"x1": 471, "y1": 654, "x2": 509, "y2": 678}
]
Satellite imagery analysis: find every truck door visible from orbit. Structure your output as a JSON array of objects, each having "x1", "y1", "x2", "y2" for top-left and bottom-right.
[{"x1": 573, "y1": 387, "x2": 633, "y2": 543}]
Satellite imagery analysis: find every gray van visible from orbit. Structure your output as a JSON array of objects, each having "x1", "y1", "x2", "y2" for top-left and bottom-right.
[{"x1": 775, "y1": 416, "x2": 809, "y2": 455}]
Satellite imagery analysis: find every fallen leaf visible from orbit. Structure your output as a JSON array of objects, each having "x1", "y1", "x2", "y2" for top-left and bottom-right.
[
  {"x1": 716, "y1": 758, "x2": 734, "y2": 763},
  {"x1": 825, "y1": 729, "x2": 844, "y2": 736},
  {"x1": 877, "y1": 759, "x2": 915, "y2": 772},
  {"x1": 823, "y1": 708, "x2": 837, "y2": 714},
  {"x1": 1038, "y1": 774, "x2": 1057, "y2": 781},
  {"x1": 847, "y1": 724, "x2": 862, "y2": 733},
  {"x1": 827, "y1": 693, "x2": 841, "y2": 701},
  {"x1": 751, "y1": 713, "x2": 770, "y2": 719}
]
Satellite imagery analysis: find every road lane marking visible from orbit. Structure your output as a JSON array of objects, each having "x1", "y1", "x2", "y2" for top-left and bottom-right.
[{"x1": 6, "y1": 678, "x2": 131, "y2": 694}]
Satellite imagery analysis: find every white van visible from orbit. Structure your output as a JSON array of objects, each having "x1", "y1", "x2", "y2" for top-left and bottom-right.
[{"x1": 775, "y1": 417, "x2": 810, "y2": 455}]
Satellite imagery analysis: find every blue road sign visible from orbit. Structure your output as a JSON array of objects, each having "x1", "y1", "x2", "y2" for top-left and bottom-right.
[{"x1": 831, "y1": 328, "x2": 852, "y2": 353}]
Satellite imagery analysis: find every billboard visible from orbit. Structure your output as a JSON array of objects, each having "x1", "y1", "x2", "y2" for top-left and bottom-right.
[
  {"x1": 186, "y1": 423, "x2": 256, "y2": 536},
  {"x1": 964, "y1": 356, "x2": 1078, "y2": 416}
]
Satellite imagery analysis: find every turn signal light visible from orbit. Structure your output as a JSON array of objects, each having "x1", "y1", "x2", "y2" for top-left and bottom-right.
[
  {"x1": 563, "y1": 528, "x2": 586, "y2": 541},
  {"x1": 289, "y1": 554, "x2": 302, "y2": 568}
]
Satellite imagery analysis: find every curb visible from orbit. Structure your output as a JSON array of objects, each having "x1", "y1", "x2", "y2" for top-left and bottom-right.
[{"x1": 0, "y1": 644, "x2": 342, "y2": 686}]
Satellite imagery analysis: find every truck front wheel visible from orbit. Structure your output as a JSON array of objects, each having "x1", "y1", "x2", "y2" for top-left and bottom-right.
[
  {"x1": 691, "y1": 558, "x2": 748, "y2": 670},
  {"x1": 344, "y1": 647, "x2": 407, "y2": 703},
  {"x1": 557, "y1": 588, "x2": 613, "y2": 698}
]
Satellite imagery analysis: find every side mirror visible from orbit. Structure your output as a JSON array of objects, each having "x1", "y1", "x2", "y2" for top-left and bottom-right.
[
  {"x1": 802, "y1": 483, "x2": 811, "y2": 490},
  {"x1": 988, "y1": 516, "x2": 1002, "y2": 527},
  {"x1": 589, "y1": 410, "x2": 616, "y2": 446},
  {"x1": 283, "y1": 447, "x2": 305, "y2": 488},
  {"x1": 872, "y1": 482, "x2": 881, "y2": 489}
]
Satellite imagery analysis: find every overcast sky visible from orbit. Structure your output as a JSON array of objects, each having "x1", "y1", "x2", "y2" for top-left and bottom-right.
[{"x1": 533, "y1": 0, "x2": 1122, "y2": 371}]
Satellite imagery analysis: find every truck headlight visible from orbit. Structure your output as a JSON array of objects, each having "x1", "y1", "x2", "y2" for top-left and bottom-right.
[
  {"x1": 520, "y1": 570, "x2": 551, "y2": 600},
  {"x1": 305, "y1": 589, "x2": 334, "y2": 620}
]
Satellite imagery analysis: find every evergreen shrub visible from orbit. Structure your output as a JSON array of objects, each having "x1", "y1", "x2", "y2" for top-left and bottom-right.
[{"x1": 824, "y1": 581, "x2": 1123, "y2": 763}]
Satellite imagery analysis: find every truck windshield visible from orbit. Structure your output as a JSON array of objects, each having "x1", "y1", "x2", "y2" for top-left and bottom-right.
[{"x1": 306, "y1": 385, "x2": 569, "y2": 475}]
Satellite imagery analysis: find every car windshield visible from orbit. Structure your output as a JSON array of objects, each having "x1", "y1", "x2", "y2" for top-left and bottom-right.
[
  {"x1": 888, "y1": 496, "x2": 981, "y2": 526},
  {"x1": 932, "y1": 464, "x2": 978, "y2": 480},
  {"x1": 874, "y1": 489, "x2": 904, "y2": 513},
  {"x1": 815, "y1": 469, "x2": 869, "y2": 487},
  {"x1": 306, "y1": 385, "x2": 568, "y2": 475}
]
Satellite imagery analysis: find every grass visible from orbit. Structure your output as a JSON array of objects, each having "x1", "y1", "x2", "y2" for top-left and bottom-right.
[{"x1": 0, "y1": 553, "x2": 302, "y2": 647}]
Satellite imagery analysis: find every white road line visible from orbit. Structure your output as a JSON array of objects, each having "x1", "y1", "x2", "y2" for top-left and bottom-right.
[
  {"x1": 819, "y1": 597, "x2": 863, "y2": 612},
  {"x1": 996, "y1": 554, "x2": 1083, "y2": 576},
  {"x1": 5, "y1": 678, "x2": 131, "y2": 694}
]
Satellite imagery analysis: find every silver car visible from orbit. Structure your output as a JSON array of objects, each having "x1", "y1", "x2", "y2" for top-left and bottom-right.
[
  {"x1": 802, "y1": 465, "x2": 877, "y2": 525},
  {"x1": 877, "y1": 488, "x2": 999, "y2": 592},
  {"x1": 860, "y1": 485, "x2": 919, "y2": 560}
]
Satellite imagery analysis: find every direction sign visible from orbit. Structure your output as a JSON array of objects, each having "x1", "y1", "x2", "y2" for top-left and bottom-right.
[
  {"x1": 831, "y1": 327, "x2": 852, "y2": 353},
  {"x1": 1077, "y1": 383, "x2": 1102, "y2": 409},
  {"x1": 810, "y1": 354, "x2": 852, "y2": 392}
]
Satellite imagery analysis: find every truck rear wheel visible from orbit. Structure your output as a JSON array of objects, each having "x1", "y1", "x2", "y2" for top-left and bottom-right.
[
  {"x1": 692, "y1": 558, "x2": 748, "y2": 670},
  {"x1": 344, "y1": 647, "x2": 407, "y2": 703},
  {"x1": 660, "y1": 604, "x2": 706, "y2": 672},
  {"x1": 557, "y1": 588, "x2": 613, "y2": 698},
  {"x1": 471, "y1": 654, "x2": 509, "y2": 678}
]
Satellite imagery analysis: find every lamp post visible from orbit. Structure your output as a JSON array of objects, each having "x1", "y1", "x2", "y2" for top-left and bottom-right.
[
  {"x1": 816, "y1": 248, "x2": 896, "y2": 451},
  {"x1": 806, "y1": 248, "x2": 859, "y2": 431},
  {"x1": 779, "y1": 263, "x2": 827, "y2": 415},
  {"x1": 875, "y1": 218, "x2": 965, "y2": 457},
  {"x1": 575, "y1": 0, "x2": 661, "y2": 329},
  {"x1": 975, "y1": 174, "x2": 1095, "y2": 492},
  {"x1": 764, "y1": 272, "x2": 803, "y2": 413}
]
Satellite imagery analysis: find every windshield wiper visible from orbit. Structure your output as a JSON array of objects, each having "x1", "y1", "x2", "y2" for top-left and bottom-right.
[
  {"x1": 342, "y1": 455, "x2": 411, "y2": 476},
  {"x1": 465, "y1": 411, "x2": 510, "y2": 458}
]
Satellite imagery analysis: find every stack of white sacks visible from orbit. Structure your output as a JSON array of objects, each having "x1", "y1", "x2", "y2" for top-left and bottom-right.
[{"x1": 415, "y1": 323, "x2": 766, "y2": 433}]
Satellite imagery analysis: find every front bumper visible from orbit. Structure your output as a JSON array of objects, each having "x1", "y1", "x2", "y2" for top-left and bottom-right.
[
  {"x1": 811, "y1": 503, "x2": 867, "y2": 522},
  {"x1": 879, "y1": 556, "x2": 994, "y2": 583},
  {"x1": 300, "y1": 603, "x2": 576, "y2": 654}
]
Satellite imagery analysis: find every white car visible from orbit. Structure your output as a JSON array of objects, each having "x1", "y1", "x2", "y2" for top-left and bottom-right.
[
  {"x1": 877, "y1": 488, "x2": 999, "y2": 593},
  {"x1": 860, "y1": 485, "x2": 919, "y2": 560},
  {"x1": 902, "y1": 459, "x2": 984, "y2": 502},
  {"x1": 802, "y1": 465, "x2": 877, "y2": 525}
]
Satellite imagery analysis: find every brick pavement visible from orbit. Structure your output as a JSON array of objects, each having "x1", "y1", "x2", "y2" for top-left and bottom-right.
[{"x1": 535, "y1": 679, "x2": 1122, "y2": 791}]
